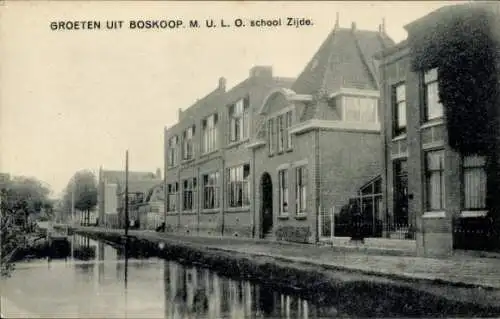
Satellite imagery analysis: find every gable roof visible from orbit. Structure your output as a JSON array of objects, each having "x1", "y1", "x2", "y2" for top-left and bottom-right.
[
  {"x1": 291, "y1": 26, "x2": 395, "y2": 96},
  {"x1": 100, "y1": 169, "x2": 159, "y2": 192}
]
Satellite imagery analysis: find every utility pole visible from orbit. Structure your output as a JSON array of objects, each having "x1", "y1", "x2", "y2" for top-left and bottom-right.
[
  {"x1": 71, "y1": 179, "x2": 75, "y2": 227},
  {"x1": 124, "y1": 150, "x2": 129, "y2": 238},
  {"x1": 124, "y1": 150, "x2": 129, "y2": 291}
]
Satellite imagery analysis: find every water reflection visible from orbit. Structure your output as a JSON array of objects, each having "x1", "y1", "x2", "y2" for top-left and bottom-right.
[
  {"x1": 2, "y1": 234, "x2": 333, "y2": 318},
  {"x1": 7, "y1": 234, "x2": 493, "y2": 318},
  {"x1": 162, "y1": 260, "x2": 318, "y2": 319}
]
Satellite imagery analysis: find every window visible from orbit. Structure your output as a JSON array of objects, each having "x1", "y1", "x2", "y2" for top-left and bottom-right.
[
  {"x1": 167, "y1": 183, "x2": 178, "y2": 212},
  {"x1": 227, "y1": 164, "x2": 250, "y2": 208},
  {"x1": 268, "y1": 118, "x2": 274, "y2": 154},
  {"x1": 202, "y1": 114, "x2": 218, "y2": 154},
  {"x1": 229, "y1": 97, "x2": 250, "y2": 143},
  {"x1": 393, "y1": 83, "x2": 406, "y2": 136},
  {"x1": 286, "y1": 111, "x2": 293, "y2": 150},
  {"x1": 277, "y1": 115, "x2": 285, "y2": 152},
  {"x1": 425, "y1": 150, "x2": 445, "y2": 211},
  {"x1": 203, "y1": 172, "x2": 220, "y2": 209},
  {"x1": 182, "y1": 178, "x2": 196, "y2": 211},
  {"x1": 182, "y1": 126, "x2": 195, "y2": 160},
  {"x1": 462, "y1": 155, "x2": 487, "y2": 210},
  {"x1": 167, "y1": 136, "x2": 178, "y2": 167},
  {"x1": 424, "y1": 68, "x2": 443, "y2": 121},
  {"x1": 295, "y1": 166, "x2": 308, "y2": 214},
  {"x1": 343, "y1": 97, "x2": 378, "y2": 123},
  {"x1": 278, "y1": 169, "x2": 289, "y2": 215}
]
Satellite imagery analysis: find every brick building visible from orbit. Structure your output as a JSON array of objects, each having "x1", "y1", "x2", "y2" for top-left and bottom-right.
[
  {"x1": 163, "y1": 21, "x2": 394, "y2": 243},
  {"x1": 377, "y1": 3, "x2": 500, "y2": 256}
]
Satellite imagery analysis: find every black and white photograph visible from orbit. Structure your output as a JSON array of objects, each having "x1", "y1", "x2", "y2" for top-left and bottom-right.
[{"x1": 1, "y1": 1, "x2": 500, "y2": 317}]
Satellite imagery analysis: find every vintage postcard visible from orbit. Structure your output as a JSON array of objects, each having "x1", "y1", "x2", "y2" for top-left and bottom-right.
[{"x1": 1, "y1": 1, "x2": 500, "y2": 318}]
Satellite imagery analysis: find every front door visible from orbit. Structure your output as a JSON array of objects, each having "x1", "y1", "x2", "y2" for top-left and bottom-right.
[
  {"x1": 394, "y1": 160, "x2": 409, "y2": 226},
  {"x1": 261, "y1": 173, "x2": 273, "y2": 238}
]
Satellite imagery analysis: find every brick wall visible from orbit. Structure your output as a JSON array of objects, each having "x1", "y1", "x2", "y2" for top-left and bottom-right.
[{"x1": 318, "y1": 129, "x2": 382, "y2": 216}]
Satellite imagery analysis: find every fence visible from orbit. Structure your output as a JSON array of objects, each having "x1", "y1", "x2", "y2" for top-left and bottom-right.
[{"x1": 318, "y1": 195, "x2": 415, "y2": 241}]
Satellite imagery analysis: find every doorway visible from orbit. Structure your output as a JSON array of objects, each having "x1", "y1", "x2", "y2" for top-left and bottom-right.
[{"x1": 260, "y1": 172, "x2": 273, "y2": 238}]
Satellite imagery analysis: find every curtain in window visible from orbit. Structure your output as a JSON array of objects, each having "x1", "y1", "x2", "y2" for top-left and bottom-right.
[
  {"x1": 344, "y1": 97, "x2": 360, "y2": 121},
  {"x1": 296, "y1": 166, "x2": 307, "y2": 213},
  {"x1": 268, "y1": 119, "x2": 274, "y2": 153},
  {"x1": 285, "y1": 112, "x2": 292, "y2": 149},
  {"x1": 426, "y1": 151, "x2": 445, "y2": 210},
  {"x1": 278, "y1": 116, "x2": 284, "y2": 152},
  {"x1": 424, "y1": 69, "x2": 443, "y2": 120},
  {"x1": 279, "y1": 170, "x2": 289, "y2": 214},
  {"x1": 463, "y1": 155, "x2": 487, "y2": 210},
  {"x1": 360, "y1": 99, "x2": 377, "y2": 123}
]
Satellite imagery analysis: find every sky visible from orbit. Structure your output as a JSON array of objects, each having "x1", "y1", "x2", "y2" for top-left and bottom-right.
[{"x1": 0, "y1": 1, "x2": 465, "y2": 198}]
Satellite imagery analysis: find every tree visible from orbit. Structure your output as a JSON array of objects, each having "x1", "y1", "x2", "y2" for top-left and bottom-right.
[
  {"x1": 1, "y1": 175, "x2": 53, "y2": 277},
  {"x1": 61, "y1": 170, "x2": 97, "y2": 226}
]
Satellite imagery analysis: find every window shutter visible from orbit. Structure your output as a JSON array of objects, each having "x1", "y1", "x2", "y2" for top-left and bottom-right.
[{"x1": 214, "y1": 113, "x2": 218, "y2": 124}]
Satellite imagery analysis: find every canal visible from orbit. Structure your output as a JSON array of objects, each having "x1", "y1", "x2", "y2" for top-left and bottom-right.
[{"x1": 1, "y1": 234, "x2": 499, "y2": 318}]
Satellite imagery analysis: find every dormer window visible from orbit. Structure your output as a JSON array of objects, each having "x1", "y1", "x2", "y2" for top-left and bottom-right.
[
  {"x1": 229, "y1": 97, "x2": 250, "y2": 143},
  {"x1": 343, "y1": 96, "x2": 378, "y2": 123}
]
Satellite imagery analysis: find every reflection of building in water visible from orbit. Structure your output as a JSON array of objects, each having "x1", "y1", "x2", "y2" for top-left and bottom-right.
[
  {"x1": 97, "y1": 241, "x2": 105, "y2": 284},
  {"x1": 162, "y1": 260, "x2": 316, "y2": 318}
]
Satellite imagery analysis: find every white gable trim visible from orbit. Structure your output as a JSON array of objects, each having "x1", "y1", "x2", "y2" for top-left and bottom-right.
[
  {"x1": 258, "y1": 88, "x2": 312, "y2": 115},
  {"x1": 329, "y1": 88, "x2": 380, "y2": 99},
  {"x1": 289, "y1": 119, "x2": 380, "y2": 135}
]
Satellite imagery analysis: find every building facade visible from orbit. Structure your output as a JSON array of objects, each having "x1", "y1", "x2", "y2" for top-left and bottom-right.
[
  {"x1": 97, "y1": 168, "x2": 161, "y2": 228},
  {"x1": 164, "y1": 21, "x2": 393, "y2": 243},
  {"x1": 378, "y1": 3, "x2": 500, "y2": 256}
]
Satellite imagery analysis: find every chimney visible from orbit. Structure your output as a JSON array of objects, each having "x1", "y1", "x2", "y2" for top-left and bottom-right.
[
  {"x1": 249, "y1": 66, "x2": 273, "y2": 78},
  {"x1": 178, "y1": 108, "x2": 183, "y2": 121},
  {"x1": 379, "y1": 17, "x2": 386, "y2": 34},
  {"x1": 156, "y1": 168, "x2": 161, "y2": 179},
  {"x1": 351, "y1": 21, "x2": 356, "y2": 32},
  {"x1": 218, "y1": 77, "x2": 226, "y2": 91},
  {"x1": 335, "y1": 12, "x2": 340, "y2": 28}
]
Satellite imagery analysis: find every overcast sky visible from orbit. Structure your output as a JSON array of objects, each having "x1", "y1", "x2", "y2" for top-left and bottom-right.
[{"x1": 1, "y1": 1, "x2": 464, "y2": 197}]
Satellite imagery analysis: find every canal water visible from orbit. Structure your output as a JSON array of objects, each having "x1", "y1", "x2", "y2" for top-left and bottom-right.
[
  {"x1": 1, "y1": 234, "x2": 337, "y2": 318},
  {"x1": 1, "y1": 234, "x2": 499, "y2": 318}
]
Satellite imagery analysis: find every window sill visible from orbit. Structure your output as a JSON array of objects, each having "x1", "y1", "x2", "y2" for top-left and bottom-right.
[
  {"x1": 166, "y1": 212, "x2": 179, "y2": 215},
  {"x1": 181, "y1": 158, "x2": 195, "y2": 164},
  {"x1": 181, "y1": 211, "x2": 197, "y2": 215},
  {"x1": 422, "y1": 141, "x2": 444, "y2": 150},
  {"x1": 167, "y1": 164, "x2": 178, "y2": 169},
  {"x1": 200, "y1": 149, "x2": 219, "y2": 157},
  {"x1": 226, "y1": 139, "x2": 250, "y2": 150},
  {"x1": 422, "y1": 211, "x2": 446, "y2": 219},
  {"x1": 420, "y1": 118, "x2": 444, "y2": 130},
  {"x1": 295, "y1": 214, "x2": 307, "y2": 220},
  {"x1": 268, "y1": 153, "x2": 275, "y2": 158},
  {"x1": 285, "y1": 148, "x2": 293, "y2": 153},
  {"x1": 277, "y1": 214, "x2": 289, "y2": 220},
  {"x1": 460, "y1": 210, "x2": 488, "y2": 218},
  {"x1": 392, "y1": 134, "x2": 407, "y2": 142},
  {"x1": 226, "y1": 206, "x2": 250, "y2": 213},
  {"x1": 201, "y1": 208, "x2": 220, "y2": 214}
]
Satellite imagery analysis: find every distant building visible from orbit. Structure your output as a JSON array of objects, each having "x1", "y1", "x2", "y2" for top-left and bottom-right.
[
  {"x1": 97, "y1": 167, "x2": 162, "y2": 228},
  {"x1": 164, "y1": 20, "x2": 393, "y2": 243}
]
